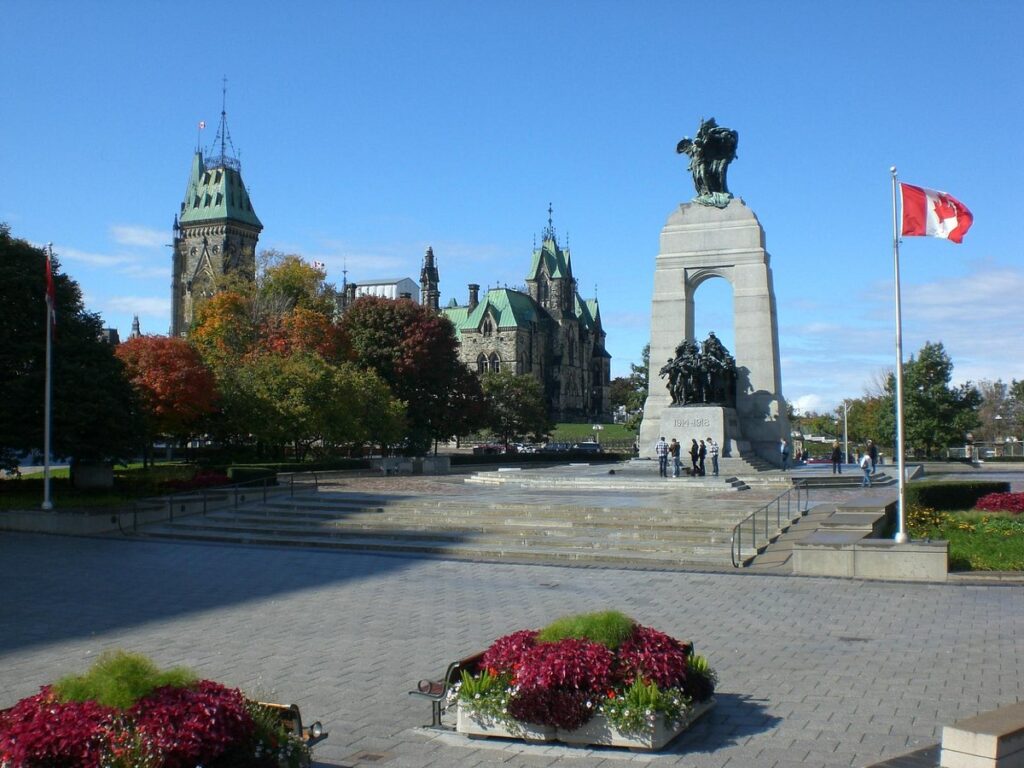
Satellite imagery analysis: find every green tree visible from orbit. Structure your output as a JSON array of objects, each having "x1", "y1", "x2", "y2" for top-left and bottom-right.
[
  {"x1": 0, "y1": 225, "x2": 141, "y2": 472},
  {"x1": 883, "y1": 341, "x2": 981, "y2": 457},
  {"x1": 480, "y1": 371, "x2": 552, "y2": 448},
  {"x1": 340, "y1": 296, "x2": 483, "y2": 453},
  {"x1": 258, "y1": 251, "x2": 337, "y2": 318},
  {"x1": 624, "y1": 344, "x2": 649, "y2": 431}
]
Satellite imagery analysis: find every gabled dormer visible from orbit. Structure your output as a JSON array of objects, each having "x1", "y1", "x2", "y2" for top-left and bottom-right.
[{"x1": 525, "y1": 205, "x2": 575, "y2": 316}]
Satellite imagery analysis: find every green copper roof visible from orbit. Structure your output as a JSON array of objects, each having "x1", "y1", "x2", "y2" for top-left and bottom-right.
[
  {"x1": 528, "y1": 236, "x2": 571, "y2": 281},
  {"x1": 179, "y1": 152, "x2": 262, "y2": 228},
  {"x1": 442, "y1": 288, "x2": 540, "y2": 339}
]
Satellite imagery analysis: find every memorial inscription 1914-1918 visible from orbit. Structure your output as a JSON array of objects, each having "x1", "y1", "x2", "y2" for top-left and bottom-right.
[{"x1": 658, "y1": 331, "x2": 737, "y2": 408}]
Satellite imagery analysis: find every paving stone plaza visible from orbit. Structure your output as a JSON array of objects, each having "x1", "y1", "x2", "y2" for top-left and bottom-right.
[{"x1": 2, "y1": 472, "x2": 1023, "y2": 768}]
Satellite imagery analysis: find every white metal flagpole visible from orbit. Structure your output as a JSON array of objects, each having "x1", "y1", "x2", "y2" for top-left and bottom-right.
[
  {"x1": 890, "y1": 168, "x2": 908, "y2": 542},
  {"x1": 42, "y1": 242, "x2": 54, "y2": 511}
]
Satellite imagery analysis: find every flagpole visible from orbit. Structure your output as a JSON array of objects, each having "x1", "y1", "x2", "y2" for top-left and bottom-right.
[
  {"x1": 42, "y1": 243, "x2": 54, "y2": 511},
  {"x1": 890, "y1": 168, "x2": 908, "y2": 542}
]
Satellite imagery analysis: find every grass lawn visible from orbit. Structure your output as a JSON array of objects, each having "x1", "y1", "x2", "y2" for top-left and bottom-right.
[
  {"x1": 549, "y1": 423, "x2": 635, "y2": 443},
  {"x1": 0, "y1": 464, "x2": 198, "y2": 510},
  {"x1": 909, "y1": 508, "x2": 1024, "y2": 571}
]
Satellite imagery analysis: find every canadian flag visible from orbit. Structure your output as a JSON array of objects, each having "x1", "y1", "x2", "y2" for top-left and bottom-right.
[{"x1": 900, "y1": 183, "x2": 973, "y2": 244}]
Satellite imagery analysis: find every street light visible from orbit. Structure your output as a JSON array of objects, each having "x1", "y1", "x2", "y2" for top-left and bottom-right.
[{"x1": 842, "y1": 401, "x2": 849, "y2": 467}]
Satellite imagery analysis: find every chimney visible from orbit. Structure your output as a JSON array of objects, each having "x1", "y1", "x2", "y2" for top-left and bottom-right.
[{"x1": 468, "y1": 283, "x2": 480, "y2": 311}]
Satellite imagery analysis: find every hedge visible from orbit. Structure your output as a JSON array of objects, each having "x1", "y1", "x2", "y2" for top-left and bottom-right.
[
  {"x1": 905, "y1": 480, "x2": 1011, "y2": 511},
  {"x1": 448, "y1": 451, "x2": 626, "y2": 466}
]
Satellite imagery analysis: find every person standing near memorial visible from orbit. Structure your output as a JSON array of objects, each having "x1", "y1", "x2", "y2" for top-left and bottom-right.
[
  {"x1": 867, "y1": 439, "x2": 878, "y2": 475},
  {"x1": 860, "y1": 452, "x2": 872, "y2": 487},
  {"x1": 780, "y1": 438, "x2": 790, "y2": 469},
  {"x1": 830, "y1": 440, "x2": 843, "y2": 474},
  {"x1": 698, "y1": 439, "x2": 707, "y2": 476},
  {"x1": 669, "y1": 438, "x2": 681, "y2": 478},
  {"x1": 707, "y1": 436, "x2": 720, "y2": 476},
  {"x1": 689, "y1": 439, "x2": 700, "y2": 476},
  {"x1": 655, "y1": 436, "x2": 669, "y2": 477}
]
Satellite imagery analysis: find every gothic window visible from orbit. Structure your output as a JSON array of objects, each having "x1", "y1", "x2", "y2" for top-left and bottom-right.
[
  {"x1": 538, "y1": 281, "x2": 549, "y2": 303},
  {"x1": 476, "y1": 354, "x2": 487, "y2": 373},
  {"x1": 490, "y1": 354, "x2": 500, "y2": 373},
  {"x1": 482, "y1": 317, "x2": 493, "y2": 336}
]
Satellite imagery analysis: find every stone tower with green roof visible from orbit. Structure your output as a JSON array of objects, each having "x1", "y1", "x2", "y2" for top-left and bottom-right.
[
  {"x1": 442, "y1": 208, "x2": 610, "y2": 420},
  {"x1": 171, "y1": 101, "x2": 262, "y2": 336}
]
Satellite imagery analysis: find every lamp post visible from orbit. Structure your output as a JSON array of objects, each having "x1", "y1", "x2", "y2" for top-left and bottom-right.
[
  {"x1": 592, "y1": 424, "x2": 603, "y2": 444},
  {"x1": 842, "y1": 401, "x2": 849, "y2": 467}
]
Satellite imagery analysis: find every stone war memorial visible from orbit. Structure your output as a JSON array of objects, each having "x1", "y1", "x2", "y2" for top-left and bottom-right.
[{"x1": 639, "y1": 118, "x2": 790, "y2": 462}]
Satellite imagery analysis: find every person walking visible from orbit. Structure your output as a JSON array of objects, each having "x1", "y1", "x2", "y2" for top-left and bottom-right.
[
  {"x1": 669, "y1": 438, "x2": 681, "y2": 478},
  {"x1": 860, "y1": 452, "x2": 872, "y2": 487},
  {"x1": 830, "y1": 440, "x2": 843, "y2": 474},
  {"x1": 707, "y1": 436, "x2": 720, "y2": 476},
  {"x1": 655, "y1": 436, "x2": 669, "y2": 477},
  {"x1": 780, "y1": 438, "x2": 790, "y2": 470},
  {"x1": 867, "y1": 439, "x2": 878, "y2": 475},
  {"x1": 689, "y1": 439, "x2": 700, "y2": 476},
  {"x1": 698, "y1": 439, "x2": 707, "y2": 476}
]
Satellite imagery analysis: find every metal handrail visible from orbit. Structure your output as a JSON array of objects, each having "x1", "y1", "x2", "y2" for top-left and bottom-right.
[
  {"x1": 730, "y1": 480, "x2": 810, "y2": 567},
  {"x1": 116, "y1": 470, "x2": 321, "y2": 535}
]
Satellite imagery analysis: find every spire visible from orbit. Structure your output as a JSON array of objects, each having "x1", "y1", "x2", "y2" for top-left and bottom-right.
[
  {"x1": 130, "y1": 315, "x2": 141, "y2": 339},
  {"x1": 206, "y1": 76, "x2": 240, "y2": 172},
  {"x1": 421, "y1": 246, "x2": 440, "y2": 311},
  {"x1": 543, "y1": 201, "x2": 557, "y2": 242}
]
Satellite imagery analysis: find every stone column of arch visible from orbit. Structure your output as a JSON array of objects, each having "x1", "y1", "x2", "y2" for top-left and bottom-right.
[{"x1": 639, "y1": 199, "x2": 789, "y2": 463}]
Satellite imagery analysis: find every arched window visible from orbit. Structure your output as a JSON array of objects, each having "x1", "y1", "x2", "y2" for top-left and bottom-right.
[
  {"x1": 482, "y1": 317, "x2": 493, "y2": 336},
  {"x1": 490, "y1": 353, "x2": 500, "y2": 373},
  {"x1": 476, "y1": 354, "x2": 487, "y2": 373}
]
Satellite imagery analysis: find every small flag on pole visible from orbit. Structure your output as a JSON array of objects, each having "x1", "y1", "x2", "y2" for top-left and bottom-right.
[
  {"x1": 900, "y1": 183, "x2": 973, "y2": 244},
  {"x1": 199, "y1": 120, "x2": 206, "y2": 130}
]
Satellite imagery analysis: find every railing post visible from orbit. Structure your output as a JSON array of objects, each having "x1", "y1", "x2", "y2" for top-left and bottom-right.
[{"x1": 202, "y1": 491, "x2": 207, "y2": 517}]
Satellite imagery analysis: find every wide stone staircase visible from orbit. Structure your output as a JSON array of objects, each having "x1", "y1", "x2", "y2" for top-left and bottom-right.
[{"x1": 135, "y1": 482, "x2": 783, "y2": 570}]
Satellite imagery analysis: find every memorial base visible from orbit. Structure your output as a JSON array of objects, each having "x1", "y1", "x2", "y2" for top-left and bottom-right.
[{"x1": 640, "y1": 405, "x2": 740, "y2": 458}]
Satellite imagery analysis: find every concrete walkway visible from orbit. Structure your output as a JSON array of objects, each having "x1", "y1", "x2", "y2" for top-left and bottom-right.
[{"x1": 2, "y1": 529, "x2": 1024, "y2": 768}]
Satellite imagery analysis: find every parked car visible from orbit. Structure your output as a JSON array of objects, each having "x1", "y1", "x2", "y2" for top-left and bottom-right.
[{"x1": 572, "y1": 442, "x2": 603, "y2": 454}]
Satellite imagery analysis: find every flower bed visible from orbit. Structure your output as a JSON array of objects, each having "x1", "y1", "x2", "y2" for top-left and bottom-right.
[
  {"x1": 453, "y1": 611, "x2": 717, "y2": 750},
  {"x1": 0, "y1": 651, "x2": 311, "y2": 768}
]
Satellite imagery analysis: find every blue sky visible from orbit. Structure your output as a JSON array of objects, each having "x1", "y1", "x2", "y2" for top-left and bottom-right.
[{"x1": 3, "y1": 1, "x2": 1022, "y2": 415}]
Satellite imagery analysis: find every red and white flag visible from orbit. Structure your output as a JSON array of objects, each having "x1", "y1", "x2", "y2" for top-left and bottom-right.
[
  {"x1": 900, "y1": 183, "x2": 973, "y2": 244},
  {"x1": 198, "y1": 120, "x2": 206, "y2": 130}
]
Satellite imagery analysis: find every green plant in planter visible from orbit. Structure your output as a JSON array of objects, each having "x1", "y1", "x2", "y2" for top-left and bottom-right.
[
  {"x1": 53, "y1": 650, "x2": 196, "y2": 709},
  {"x1": 536, "y1": 610, "x2": 636, "y2": 649},
  {"x1": 457, "y1": 669, "x2": 513, "y2": 724},
  {"x1": 247, "y1": 701, "x2": 313, "y2": 768},
  {"x1": 599, "y1": 679, "x2": 688, "y2": 735}
]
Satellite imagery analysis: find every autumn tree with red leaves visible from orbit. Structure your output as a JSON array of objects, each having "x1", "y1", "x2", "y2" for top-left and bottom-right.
[{"x1": 116, "y1": 336, "x2": 218, "y2": 462}]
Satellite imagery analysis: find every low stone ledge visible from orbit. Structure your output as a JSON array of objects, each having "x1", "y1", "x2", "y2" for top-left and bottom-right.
[
  {"x1": 941, "y1": 701, "x2": 1024, "y2": 767},
  {"x1": 793, "y1": 535, "x2": 948, "y2": 582}
]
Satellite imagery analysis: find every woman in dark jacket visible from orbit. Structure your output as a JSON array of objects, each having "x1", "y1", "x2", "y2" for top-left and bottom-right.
[
  {"x1": 689, "y1": 439, "x2": 700, "y2": 476},
  {"x1": 830, "y1": 440, "x2": 843, "y2": 474}
]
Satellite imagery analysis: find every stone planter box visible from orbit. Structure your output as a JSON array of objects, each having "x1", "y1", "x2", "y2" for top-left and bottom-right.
[
  {"x1": 456, "y1": 698, "x2": 715, "y2": 750},
  {"x1": 456, "y1": 706, "x2": 555, "y2": 741}
]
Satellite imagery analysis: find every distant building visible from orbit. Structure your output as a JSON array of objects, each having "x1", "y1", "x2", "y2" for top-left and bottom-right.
[
  {"x1": 440, "y1": 209, "x2": 610, "y2": 421},
  {"x1": 171, "y1": 102, "x2": 262, "y2": 336}
]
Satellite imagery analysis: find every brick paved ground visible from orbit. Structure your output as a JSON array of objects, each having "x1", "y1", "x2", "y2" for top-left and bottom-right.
[{"x1": 1, "y1": 531, "x2": 1022, "y2": 768}]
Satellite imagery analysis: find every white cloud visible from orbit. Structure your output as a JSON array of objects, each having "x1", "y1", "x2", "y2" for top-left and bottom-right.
[
  {"x1": 58, "y1": 246, "x2": 136, "y2": 267},
  {"x1": 109, "y1": 224, "x2": 169, "y2": 248},
  {"x1": 104, "y1": 296, "x2": 169, "y2": 317}
]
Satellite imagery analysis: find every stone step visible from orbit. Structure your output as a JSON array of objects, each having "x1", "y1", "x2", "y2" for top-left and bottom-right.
[
  {"x1": 147, "y1": 518, "x2": 738, "y2": 550},
  {"x1": 138, "y1": 527, "x2": 735, "y2": 567}
]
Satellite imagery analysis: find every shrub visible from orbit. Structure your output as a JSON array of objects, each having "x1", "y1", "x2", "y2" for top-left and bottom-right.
[
  {"x1": 905, "y1": 480, "x2": 1010, "y2": 511},
  {"x1": 974, "y1": 492, "x2": 1024, "y2": 514},
  {"x1": 536, "y1": 610, "x2": 636, "y2": 650},
  {"x1": 617, "y1": 625, "x2": 692, "y2": 689},
  {"x1": 481, "y1": 629, "x2": 538, "y2": 676},
  {"x1": 159, "y1": 470, "x2": 230, "y2": 493},
  {"x1": 513, "y1": 638, "x2": 614, "y2": 693},
  {"x1": 226, "y1": 466, "x2": 278, "y2": 485},
  {"x1": 131, "y1": 681, "x2": 253, "y2": 768},
  {"x1": 0, "y1": 687, "x2": 115, "y2": 768},
  {"x1": 53, "y1": 651, "x2": 196, "y2": 710}
]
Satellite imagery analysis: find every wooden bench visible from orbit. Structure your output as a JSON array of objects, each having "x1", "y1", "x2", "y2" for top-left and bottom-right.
[
  {"x1": 409, "y1": 651, "x2": 485, "y2": 727},
  {"x1": 254, "y1": 701, "x2": 328, "y2": 757}
]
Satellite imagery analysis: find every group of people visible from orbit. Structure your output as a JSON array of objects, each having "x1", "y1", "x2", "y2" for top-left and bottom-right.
[
  {"x1": 829, "y1": 439, "x2": 879, "y2": 487},
  {"x1": 654, "y1": 436, "x2": 720, "y2": 478}
]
